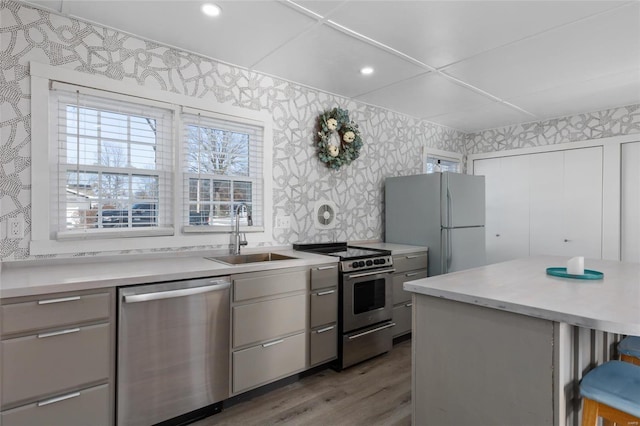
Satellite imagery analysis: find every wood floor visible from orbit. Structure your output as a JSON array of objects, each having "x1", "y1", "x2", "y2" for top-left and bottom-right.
[{"x1": 193, "y1": 340, "x2": 412, "y2": 426}]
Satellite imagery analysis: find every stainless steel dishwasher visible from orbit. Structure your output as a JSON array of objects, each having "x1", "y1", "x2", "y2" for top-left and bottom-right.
[{"x1": 117, "y1": 276, "x2": 230, "y2": 426}]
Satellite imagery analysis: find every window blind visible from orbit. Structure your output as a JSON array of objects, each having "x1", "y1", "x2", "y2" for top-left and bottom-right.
[
  {"x1": 51, "y1": 82, "x2": 174, "y2": 236},
  {"x1": 181, "y1": 110, "x2": 264, "y2": 230}
]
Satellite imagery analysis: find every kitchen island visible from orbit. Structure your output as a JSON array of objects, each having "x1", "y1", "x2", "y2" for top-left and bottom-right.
[{"x1": 404, "y1": 256, "x2": 640, "y2": 426}]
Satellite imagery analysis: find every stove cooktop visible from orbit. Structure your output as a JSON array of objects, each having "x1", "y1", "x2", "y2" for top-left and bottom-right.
[{"x1": 293, "y1": 242, "x2": 393, "y2": 272}]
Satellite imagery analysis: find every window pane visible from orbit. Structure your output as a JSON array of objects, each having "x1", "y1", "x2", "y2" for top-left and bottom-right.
[
  {"x1": 189, "y1": 178, "x2": 211, "y2": 202},
  {"x1": 100, "y1": 110, "x2": 128, "y2": 141},
  {"x1": 132, "y1": 175, "x2": 158, "y2": 200},
  {"x1": 426, "y1": 155, "x2": 460, "y2": 173},
  {"x1": 65, "y1": 171, "x2": 98, "y2": 230},
  {"x1": 130, "y1": 143, "x2": 157, "y2": 169},
  {"x1": 233, "y1": 181, "x2": 252, "y2": 203},
  {"x1": 100, "y1": 141, "x2": 128, "y2": 167},
  {"x1": 213, "y1": 180, "x2": 231, "y2": 202},
  {"x1": 186, "y1": 125, "x2": 249, "y2": 176}
]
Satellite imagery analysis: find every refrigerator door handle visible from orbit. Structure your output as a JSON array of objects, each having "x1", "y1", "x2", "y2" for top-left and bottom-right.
[
  {"x1": 447, "y1": 187, "x2": 453, "y2": 229},
  {"x1": 440, "y1": 228, "x2": 447, "y2": 274},
  {"x1": 445, "y1": 187, "x2": 453, "y2": 273}
]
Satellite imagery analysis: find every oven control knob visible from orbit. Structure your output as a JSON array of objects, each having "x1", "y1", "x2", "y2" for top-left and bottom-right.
[
  {"x1": 366, "y1": 260, "x2": 373, "y2": 267},
  {"x1": 351, "y1": 261, "x2": 359, "y2": 268}
]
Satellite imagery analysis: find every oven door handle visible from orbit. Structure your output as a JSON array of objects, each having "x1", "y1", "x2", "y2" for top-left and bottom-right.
[
  {"x1": 348, "y1": 322, "x2": 396, "y2": 340},
  {"x1": 346, "y1": 268, "x2": 395, "y2": 280}
]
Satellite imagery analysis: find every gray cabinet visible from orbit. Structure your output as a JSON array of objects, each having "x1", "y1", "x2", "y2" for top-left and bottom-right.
[
  {"x1": 391, "y1": 252, "x2": 428, "y2": 338},
  {"x1": 308, "y1": 263, "x2": 338, "y2": 366},
  {"x1": 0, "y1": 289, "x2": 114, "y2": 426},
  {"x1": 231, "y1": 267, "x2": 309, "y2": 395}
]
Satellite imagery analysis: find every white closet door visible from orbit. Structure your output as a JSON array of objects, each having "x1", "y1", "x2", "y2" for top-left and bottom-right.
[
  {"x1": 474, "y1": 158, "x2": 502, "y2": 264},
  {"x1": 622, "y1": 142, "x2": 640, "y2": 262},
  {"x1": 562, "y1": 147, "x2": 603, "y2": 259},
  {"x1": 499, "y1": 155, "x2": 530, "y2": 262},
  {"x1": 474, "y1": 156, "x2": 529, "y2": 264},
  {"x1": 529, "y1": 151, "x2": 565, "y2": 256}
]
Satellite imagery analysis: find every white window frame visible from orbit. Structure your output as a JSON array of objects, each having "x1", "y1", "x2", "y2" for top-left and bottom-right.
[
  {"x1": 181, "y1": 108, "x2": 265, "y2": 234},
  {"x1": 51, "y1": 82, "x2": 175, "y2": 239},
  {"x1": 423, "y1": 147, "x2": 463, "y2": 174},
  {"x1": 30, "y1": 62, "x2": 273, "y2": 255}
]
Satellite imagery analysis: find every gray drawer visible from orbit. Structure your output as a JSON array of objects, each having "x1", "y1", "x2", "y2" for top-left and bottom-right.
[
  {"x1": 232, "y1": 332, "x2": 306, "y2": 394},
  {"x1": 1, "y1": 323, "x2": 110, "y2": 407},
  {"x1": 392, "y1": 270, "x2": 428, "y2": 304},
  {"x1": 233, "y1": 294, "x2": 306, "y2": 348},
  {"x1": 1, "y1": 292, "x2": 110, "y2": 336},
  {"x1": 0, "y1": 384, "x2": 110, "y2": 426},
  {"x1": 234, "y1": 269, "x2": 307, "y2": 302},
  {"x1": 310, "y1": 264, "x2": 338, "y2": 290},
  {"x1": 310, "y1": 288, "x2": 337, "y2": 328},
  {"x1": 392, "y1": 302, "x2": 412, "y2": 337},
  {"x1": 393, "y1": 252, "x2": 428, "y2": 274},
  {"x1": 309, "y1": 325, "x2": 337, "y2": 366}
]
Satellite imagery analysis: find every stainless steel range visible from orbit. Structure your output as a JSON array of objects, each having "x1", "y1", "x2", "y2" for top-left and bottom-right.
[{"x1": 294, "y1": 243, "x2": 395, "y2": 370}]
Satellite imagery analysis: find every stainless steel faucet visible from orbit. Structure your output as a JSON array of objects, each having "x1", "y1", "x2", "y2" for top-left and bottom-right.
[{"x1": 232, "y1": 203, "x2": 248, "y2": 255}]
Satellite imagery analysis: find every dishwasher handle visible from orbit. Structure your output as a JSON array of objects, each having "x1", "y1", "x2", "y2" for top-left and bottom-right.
[{"x1": 123, "y1": 280, "x2": 230, "y2": 303}]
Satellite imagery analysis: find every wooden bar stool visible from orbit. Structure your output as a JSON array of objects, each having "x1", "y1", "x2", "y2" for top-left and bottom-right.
[
  {"x1": 619, "y1": 336, "x2": 640, "y2": 366},
  {"x1": 580, "y1": 361, "x2": 640, "y2": 426}
]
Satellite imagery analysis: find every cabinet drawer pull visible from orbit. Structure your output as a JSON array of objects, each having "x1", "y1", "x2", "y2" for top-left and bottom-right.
[
  {"x1": 315, "y1": 326, "x2": 335, "y2": 334},
  {"x1": 405, "y1": 255, "x2": 420, "y2": 259},
  {"x1": 37, "y1": 391, "x2": 80, "y2": 407},
  {"x1": 38, "y1": 296, "x2": 81, "y2": 305},
  {"x1": 316, "y1": 265, "x2": 337, "y2": 271},
  {"x1": 37, "y1": 328, "x2": 80, "y2": 339},
  {"x1": 316, "y1": 290, "x2": 335, "y2": 296},
  {"x1": 404, "y1": 303, "x2": 413, "y2": 308},
  {"x1": 262, "y1": 339, "x2": 284, "y2": 348},
  {"x1": 405, "y1": 272, "x2": 419, "y2": 277}
]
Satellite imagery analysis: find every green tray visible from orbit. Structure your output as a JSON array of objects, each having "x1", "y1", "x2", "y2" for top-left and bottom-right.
[{"x1": 546, "y1": 267, "x2": 604, "y2": 280}]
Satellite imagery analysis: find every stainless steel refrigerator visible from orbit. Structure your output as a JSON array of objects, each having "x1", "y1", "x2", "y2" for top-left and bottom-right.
[{"x1": 385, "y1": 172, "x2": 486, "y2": 276}]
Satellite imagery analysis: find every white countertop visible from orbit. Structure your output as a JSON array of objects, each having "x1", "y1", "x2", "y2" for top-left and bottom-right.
[
  {"x1": 354, "y1": 242, "x2": 428, "y2": 254},
  {"x1": 404, "y1": 256, "x2": 640, "y2": 335},
  {"x1": 0, "y1": 249, "x2": 337, "y2": 299}
]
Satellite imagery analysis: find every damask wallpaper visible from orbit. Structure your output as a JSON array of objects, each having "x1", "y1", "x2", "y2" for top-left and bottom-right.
[{"x1": 1, "y1": 0, "x2": 639, "y2": 261}]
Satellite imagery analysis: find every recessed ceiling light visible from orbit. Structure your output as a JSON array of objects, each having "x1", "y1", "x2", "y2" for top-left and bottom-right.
[
  {"x1": 360, "y1": 67, "x2": 374, "y2": 75},
  {"x1": 201, "y1": 3, "x2": 222, "y2": 17}
]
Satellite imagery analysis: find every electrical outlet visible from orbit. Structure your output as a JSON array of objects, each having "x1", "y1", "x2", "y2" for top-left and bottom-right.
[
  {"x1": 276, "y1": 215, "x2": 291, "y2": 229},
  {"x1": 8, "y1": 218, "x2": 23, "y2": 239}
]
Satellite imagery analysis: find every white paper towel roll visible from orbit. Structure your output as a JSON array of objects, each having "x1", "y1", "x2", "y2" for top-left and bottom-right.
[{"x1": 567, "y1": 256, "x2": 584, "y2": 275}]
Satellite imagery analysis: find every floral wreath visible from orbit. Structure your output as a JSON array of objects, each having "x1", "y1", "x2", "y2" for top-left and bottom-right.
[{"x1": 316, "y1": 107, "x2": 363, "y2": 170}]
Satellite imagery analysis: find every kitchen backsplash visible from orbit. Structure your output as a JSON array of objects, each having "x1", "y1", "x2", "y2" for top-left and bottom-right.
[{"x1": 1, "y1": 1, "x2": 639, "y2": 261}]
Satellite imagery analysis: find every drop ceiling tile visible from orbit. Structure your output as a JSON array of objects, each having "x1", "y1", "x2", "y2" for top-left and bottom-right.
[
  {"x1": 321, "y1": 1, "x2": 627, "y2": 68},
  {"x1": 254, "y1": 24, "x2": 427, "y2": 97},
  {"x1": 445, "y1": 2, "x2": 640, "y2": 100},
  {"x1": 432, "y1": 102, "x2": 537, "y2": 133},
  {"x1": 59, "y1": 1, "x2": 317, "y2": 69},
  {"x1": 356, "y1": 72, "x2": 494, "y2": 120},
  {"x1": 508, "y1": 68, "x2": 640, "y2": 120}
]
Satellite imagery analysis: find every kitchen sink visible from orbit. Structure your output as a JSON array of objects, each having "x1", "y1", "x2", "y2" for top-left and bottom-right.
[{"x1": 205, "y1": 253, "x2": 297, "y2": 265}]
